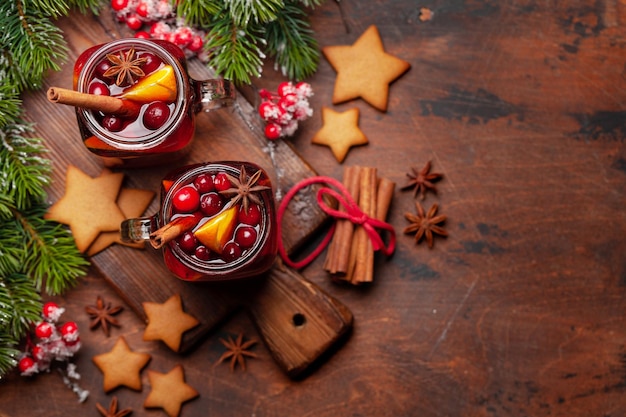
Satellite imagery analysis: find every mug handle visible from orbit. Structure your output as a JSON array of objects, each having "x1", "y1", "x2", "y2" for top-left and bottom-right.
[
  {"x1": 120, "y1": 217, "x2": 155, "y2": 243},
  {"x1": 193, "y1": 79, "x2": 237, "y2": 112}
]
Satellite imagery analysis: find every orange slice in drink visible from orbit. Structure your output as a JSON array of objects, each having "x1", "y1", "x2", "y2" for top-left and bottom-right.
[
  {"x1": 120, "y1": 65, "x2": 177, "y2": 103},
  {"x1": 193, "y1": 206, "x2": 238, "y2": 254}
]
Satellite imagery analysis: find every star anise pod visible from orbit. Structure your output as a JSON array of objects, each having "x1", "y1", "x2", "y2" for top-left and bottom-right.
[
  {"x1": 219, "y1": 166, "x2": 270, "y2": 214},
  {"x1": 96, "y1": 396, "x2": 132, "y2": 417},
  {"x1": 215, "y1": 333, "x2": 258, "y2": 372},
  {"x1": 103, "y1": 47, "x2": 148, "y2": 86},
  {"x1": 85, "y1": 295, "x2": 123, "y2": 337},
  {"x1": 404, "y1": 202, "x2": 448, "y2": 248},
  {"x1": 401, "y1": 161, "x2": 443, "y2": 200}
]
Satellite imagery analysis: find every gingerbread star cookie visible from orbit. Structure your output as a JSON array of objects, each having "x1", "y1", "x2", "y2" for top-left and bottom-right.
[
  {"x1": 92, "y1": 336, "x2": 151, "y2": 392},
  {"x1": 45, "y1": 165, "x2": 126, "y2": 253},
  {"x1": 322, "y1": 25, "x2": 411, "y2": 111},
  {"x1": 142, "y1": 294, "x2": 200, "y2": 352},
  {"x1": 87, "y1": 187, "x2": 155, "y2": 256},
  {"x1": 144, "y1": 365, "x2": 198, "y2": 417},
  {"x1": 312, "y1": 107, "x2": 368, "y2": 163}
]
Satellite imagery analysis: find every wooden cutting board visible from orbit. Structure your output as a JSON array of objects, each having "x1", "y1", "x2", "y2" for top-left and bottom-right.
[{"x1": 27, "y1": 17, "x2": 353, "y2": 378}]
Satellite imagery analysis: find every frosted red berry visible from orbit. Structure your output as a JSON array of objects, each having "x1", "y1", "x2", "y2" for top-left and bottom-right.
[
  {"x1": 111, "y1": 0, "x2": 129, "y2": 11},
  {"x1": 35, "y1": 322, "x2": 54, "y2": 339},
  {"x1": 264, "y1": 123, "x2": 281, "y2": 140}
]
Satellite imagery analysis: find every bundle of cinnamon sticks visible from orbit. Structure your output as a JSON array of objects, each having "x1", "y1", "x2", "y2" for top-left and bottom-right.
[{"x1": 323, "y1": 166, "x2": 395, "y2": 284}]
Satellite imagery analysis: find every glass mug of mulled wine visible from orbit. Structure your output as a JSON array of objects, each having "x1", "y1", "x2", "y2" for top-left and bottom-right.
[
  {"x1": 58, "y1": 38, "x2": 235, "y2": 167},
  {"x1": 121, "y1": 161, "x2": 278, "y2": 281}
]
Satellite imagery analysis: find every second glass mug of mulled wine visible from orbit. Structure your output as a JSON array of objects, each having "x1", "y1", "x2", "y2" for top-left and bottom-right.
[
  {"x1": 51, "y1": 38, "x2": 236, "y2": 167},
  {"x1": 120, "y1": 161, "x2": 278, "y2": 282}
]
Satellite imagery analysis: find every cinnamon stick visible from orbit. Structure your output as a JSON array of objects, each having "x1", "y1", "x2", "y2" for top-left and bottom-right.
[
  {"x1": 324, "y1": 165, "x2": 361, "y2": 276},
  {"x1": 350, "y1": 167, "x2": 377, "y2": 284},
  {"x1": 47, "y1": 87, "x2": 140, "y2": 117},
  {"x1": 375, "y1": 177, "x2": 395, "y2": 222},
  {"x1": 149, "y1": 216, "x2": 198, "y2": 249}
]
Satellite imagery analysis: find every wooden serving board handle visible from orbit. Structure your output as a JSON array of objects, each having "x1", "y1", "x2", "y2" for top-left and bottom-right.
[{"x1": 245, "y1": 262, "x2": 353, "y2": 378}]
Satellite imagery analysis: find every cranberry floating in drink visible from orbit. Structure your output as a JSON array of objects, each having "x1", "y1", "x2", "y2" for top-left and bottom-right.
[
  {"x1": 121, "y1": 162, "x2": 278, "y2": 282},
  {"x1": 47, "y1": 38, "x2": 235, "y2": 167}
]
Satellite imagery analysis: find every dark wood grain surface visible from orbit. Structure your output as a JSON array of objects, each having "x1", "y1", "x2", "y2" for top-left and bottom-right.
[{"x1": 2, "y1": 1, "x2": 626, "y2": 416}]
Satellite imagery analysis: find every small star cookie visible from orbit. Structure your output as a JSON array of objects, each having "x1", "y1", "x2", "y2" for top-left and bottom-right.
[
  {"x1": 311, "y1": 107, "x2": 368, "y2": 163},
  {"x1": 322, "y1": 25, "x2": 411, "y2": 111},
  {"x1": 144, "y1": 365, "x2": 198, "y2": 417},
  {"x1": 45, "y1": 165, "x2": 126, "y2": 253},
  {"x1": 92, "y1": 336, "x2": 151, "y2": 392},
  {"x1": 87, "y1": 187, "x2": 155, "y2": 256},
  {"x1": 142, "y1": 294, "x2": 200, "y2": 352}
]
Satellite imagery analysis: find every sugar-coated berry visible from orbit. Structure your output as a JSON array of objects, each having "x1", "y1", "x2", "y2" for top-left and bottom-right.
[
  {"x1": 235, "y1": 226, "x2": 257, "y2": 249},
  {"x1": 222, "y1": 242, "x2": 242, "y2": 262},
  {"x1": 264, "y1": 123, "x2": 281, "y2": 140},
  {"x1": 174, "y1": 27, "x2": 193, "y2": 47},
  {"x1": 102, "y1": 115, "x2": 124, "y2": 132},
  {"x1": 258, "y1": 101, "x2": 279, "y2": 120},
  {"x1": 200, "y1": 192, "x2": 224, "y2": 217},
  {"x1": 31, "y1": 345, "x2": 46, "y2": 361},
  {"x1": 143, "y1": 102, "x2": 170, "y2": 130},
  {"x1": 193, "y1": 173, "x2": 214, "y2": 193},
  {"x1": 194, "y1": 245, "x2": 211, "y2": 260},
  {"x1": 126, "y1": 13, "x2": 143, "y2": 30},
  {"x1": 136, "y1": 2, "x2": 149, "y2": 18},
  {"x1": 187, "y1": 35, "x2": 204, "y2": 52},
  {"x1": 135, "y1": 30, "x2": 151, "y2": 39},
  {"x1": 172, "y1": 186, "x2": 200, "y2": 213},
  {"x1": 35, "y1": 322, "x2": 54, "y2": 339},
  {"x1": 18, "y1": 357, "x2": 37, "y2": 375},
  {"x1": 42, "y1": 302, "x2": 63, "y2": 321},
  {"x1": 177, "y1": 231, "x2": 197, "y2": 253},
  {"x1": 111, "y1": 0, "x2": 129, "y2": 12},
  {"x1": 278, "y1": 93, "x2": 298, "y2": 112},
  {"x1": 238, "y1": 203, "x2": 261, "y2": 225},
  {"x1": 89, "y1": 81, "x2": 110, "y2": 96},
  {"x1": 213, "y1": 172, "x2": 232, "y2": 192},
  {"x1": 60, "y1": 321, "x2": 79, "y2": 342},
  {"x1": 277, "y1": 81, "x2": 296, "y2": 97}
]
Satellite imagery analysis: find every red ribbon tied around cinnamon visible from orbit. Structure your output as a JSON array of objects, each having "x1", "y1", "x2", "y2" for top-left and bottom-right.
[{"x1": 277, "y1": 176, "x2": 396, "y2": 270}]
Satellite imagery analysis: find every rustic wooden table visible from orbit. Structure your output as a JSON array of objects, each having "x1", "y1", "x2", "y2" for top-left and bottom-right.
[{"x1": 2, "y1": 1, "x2": 626, "y2": 416}]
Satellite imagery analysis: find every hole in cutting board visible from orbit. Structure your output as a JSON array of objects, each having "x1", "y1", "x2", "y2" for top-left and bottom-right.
[{"x1": 292, "y1": 313, "x2": 306, "y2": 327}]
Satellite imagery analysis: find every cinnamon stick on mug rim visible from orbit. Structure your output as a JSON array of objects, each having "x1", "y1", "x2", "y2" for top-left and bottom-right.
[
  {"x1": 149, "y1": 216, "x2": 199, "y2": 249},
  {"x1": 47, "y1": 87, "x2": 140, "y2": 118}
]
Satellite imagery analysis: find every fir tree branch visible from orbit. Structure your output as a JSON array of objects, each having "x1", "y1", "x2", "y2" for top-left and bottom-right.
[
  {"x1": 0, "y1": 333, "x2": 20, "y2": 378},
  {"x1": 225, "y1": 0, "x2": 283, "y2": 26},
  {"x1": 0, "y1": 1, "x2": 68, "y2": 90},
  {"x1": 0, "y1": 121, "x2": 51, "y2": 211},
  {"x1": 0, "y1": 83, "x2": 22, "y2": 129},
  {"x1": 0, "y1": 273, "x2": 42, "y2": 338},
  {"x1": 265, "y1": 1, "x2": 320, "y2": 80},
  {"x1": 204, "y1": 9, "x2": 266, "y2": 84},
  {"x1": 177, "y1": 0, "x2": 222, "y2": 27},
  {"x1": 22, "y1": 0, "x2": 70, "y2": 18},
  {"x1": 19, "y1": 205, "x2": 89, "y2": 295}
]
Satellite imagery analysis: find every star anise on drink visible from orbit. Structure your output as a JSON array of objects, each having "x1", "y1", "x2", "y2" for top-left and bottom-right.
[
  {"x1": 220, "y1": 166, "x2": 270, "y2": 213},
  {"x1": 404, "y1": 202, "x2": 448, "y2": 248},
  {"x1": 103, "y1": 47, "x2": 148, "y2": 86},
  {"x1": 401, "y1": 161, "x2": 443, "y2": 200},
  {"x1": 85, "y1": 295, "x2": 123, "y2": 337},
  {"x1": 215, "y1": 333, "x2": 258, "y2": 372},
  {"x1": 96, "y1": 396, "x2": 132, "y2": 417}
]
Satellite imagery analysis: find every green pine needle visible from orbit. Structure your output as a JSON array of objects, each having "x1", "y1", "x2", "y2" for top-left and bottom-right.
[
  {"x1": 265, "y1": 2, "x2": 320, "y2": 80},
  {"x1": 0, "y1": 333, "x2": 20, "y2": 378},
  {"x1": 226, "y1": 0, "x2": 283, "y2": 26},
  {"x1": 0, "y1": 121, "x2": 51, "y2": 211},
  {"x1": 204, "y1": 12, "x2": 266, "y2": 84},
  {"x1": 0, "y1": 273, "x2": 43, "y2": 337}
]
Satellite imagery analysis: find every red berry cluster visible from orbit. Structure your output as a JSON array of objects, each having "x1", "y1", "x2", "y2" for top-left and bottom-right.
[
  {"x1": 258, "y1": 81, "x2": 313, "y2": 140},
  {"x1": 111, "y1": 0, "x2": 206, "y2": 60},
  {"x1": 17, "y1": 302, "x2": 81, "y2": 377}
]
